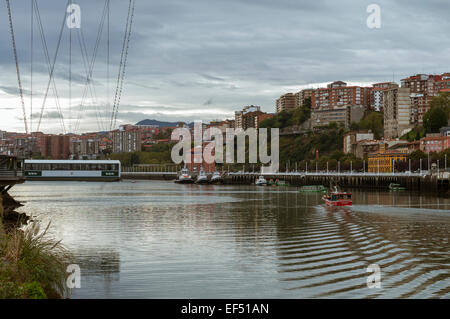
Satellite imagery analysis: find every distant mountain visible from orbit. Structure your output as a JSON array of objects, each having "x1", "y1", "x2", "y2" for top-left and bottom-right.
[{"x1": 135, "y1": 119, "x2": 184, "y2": 127}]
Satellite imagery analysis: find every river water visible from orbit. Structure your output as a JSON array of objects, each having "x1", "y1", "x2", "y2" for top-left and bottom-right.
[{"x1": 10, "y1": 180, "x2": 450, "y2": 299}]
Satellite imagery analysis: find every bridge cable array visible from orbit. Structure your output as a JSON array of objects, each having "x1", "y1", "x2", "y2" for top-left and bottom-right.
[
  {"x1": 5, "y1": 0, "x2": 135, "y2": 134},
  {"x1": 110, "y1": 0, "x2": 135, "y2": 131},
  {"x1": 6, "y1": 0, "x2": 29, "y2": 134}
]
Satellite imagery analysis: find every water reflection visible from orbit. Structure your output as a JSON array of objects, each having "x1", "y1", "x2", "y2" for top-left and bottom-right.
[{"x1": 9, "y1": 181, "x2": 450, "y2": 299}]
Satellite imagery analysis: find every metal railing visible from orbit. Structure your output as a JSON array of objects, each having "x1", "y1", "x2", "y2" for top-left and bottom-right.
[
  {"x1": 228, "y1": 171, "x2": 427, "y2": 177},
  {"x1": 0, "y1": 169, "x2": 23, "y2": 178}
]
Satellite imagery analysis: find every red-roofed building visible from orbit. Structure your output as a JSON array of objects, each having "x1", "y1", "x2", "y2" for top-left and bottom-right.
[
  {"x1": 420, "y1": 135, "x2": 450, "y2": 153},
  {"x1": 311, "y1": 81, "x2": 372, "y2": 110}
]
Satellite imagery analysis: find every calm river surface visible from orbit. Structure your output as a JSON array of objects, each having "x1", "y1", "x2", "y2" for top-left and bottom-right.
[{"x1": 10, "y1": 180, "x2": 450, "y2": 299}]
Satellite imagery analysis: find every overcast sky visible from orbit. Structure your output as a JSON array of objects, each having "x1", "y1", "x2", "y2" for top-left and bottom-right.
[{"x1": 1, "y1": 0, "x2": 450, "y2": 134}]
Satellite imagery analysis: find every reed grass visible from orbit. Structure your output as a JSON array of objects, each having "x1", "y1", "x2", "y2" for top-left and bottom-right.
[{"x1": 0, "y1": 221, "x2": 72, "y2": 299}]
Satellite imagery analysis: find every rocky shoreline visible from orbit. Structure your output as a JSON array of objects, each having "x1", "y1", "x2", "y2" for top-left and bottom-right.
[{"x1": 1, "y1": 193, "x2": 29, "y2": 230}]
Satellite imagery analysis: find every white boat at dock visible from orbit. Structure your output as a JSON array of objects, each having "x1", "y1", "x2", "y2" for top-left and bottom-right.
[
  {"x1": 195, "y1": 168, "x2": 209, "y2": 184},
  {"x1": 175, "y1": 167, "x2": 194, "y2": 184},
  {"x1": 255, "y1": 175, "x2": 267, "y2": 186},
  {"x1": 210, "y1": 171, "x2": 223, "y2": 184}
]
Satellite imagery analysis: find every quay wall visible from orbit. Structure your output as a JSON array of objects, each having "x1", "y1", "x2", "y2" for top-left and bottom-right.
[
  {"x1": 223, "y1": 174, "x2": 449, "y2": 193},
  {"x1": 120, "y1": 171, "x2": 449, "y2": 193}
]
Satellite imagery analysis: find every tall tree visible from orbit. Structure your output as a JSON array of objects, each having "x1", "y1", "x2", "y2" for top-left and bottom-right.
[{"x1": 423, "y1": 107, "x2": 448, "y2": 133}]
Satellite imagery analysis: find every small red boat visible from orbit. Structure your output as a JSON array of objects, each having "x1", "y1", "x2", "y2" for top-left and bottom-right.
[{"x1": 323, "y1": 188, "x2": 352, "y2": 207}]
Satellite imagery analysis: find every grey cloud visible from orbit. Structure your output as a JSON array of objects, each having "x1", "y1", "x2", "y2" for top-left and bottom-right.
[
  {"x1": 203, "y1": 98, "x2": 213, "y2": 106},
  {"x1": 1, "y1": 0, "x2": 450, "y2": 133}
]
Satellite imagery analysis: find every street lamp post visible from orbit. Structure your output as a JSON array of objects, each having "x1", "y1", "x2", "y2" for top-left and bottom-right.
[
  {"x1": 438, "y1": 160, "x2": 440, "y2": 177},
  {"x1": 350, "y1": 161, "x2": 352, "y2": 174},
  {"x1": 338, "y1": 161, "x2": 340, "y2": 175},
  {"x1": 327, "y1": 162, "x2": 329, "y2": 175}
]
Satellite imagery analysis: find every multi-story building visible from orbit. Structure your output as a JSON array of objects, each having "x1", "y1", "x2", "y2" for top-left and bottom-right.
[
  {"x1": 70, "y1": 136, "x2": 101, "y2": 159},
  {"x1": 254, "y1": 113, "x2": 274, "y2": 129},
  {"x1": 311, "y1": 105, "x2": 365, "y2": 129},
  {"x1": 111, "y1": 125, "x2": 142, "y2": 153},
  {"x1": 294, "y1": 89, "x2": 314, "y2": 108},
  {"x1": 311, "y1": 81, "x2": 372, "y2": 110},
  {"x1": 434, "y1": 73, "x2": 450, "y2": 92},
  {"x1": 41, "y1": 135, "x2": 71, "y2": 159},
  {"x1": 419, "y1": 135, "x2": 450, "y2": 153},
  {"x1": 383, "y1": 86, "x2": 412, "y2": 139},
  {"x1": 276, "y1": 93, "x2": 296, "y2": 113},
  {"x1": 401, "y1": 73, "x2": 450, "y2": 125},
  {"x1": 343, "y1": 131, "x2": 375, "y2": 154},
  {"x1": 235, "y1": 105, "x2": 266, "y2": 130},
  {"x1": 371, "y1": 82, "x2": 398, "y2": 112},
  {"x1": 368, "y1": 150, "x2": 408, "y2": 173}
]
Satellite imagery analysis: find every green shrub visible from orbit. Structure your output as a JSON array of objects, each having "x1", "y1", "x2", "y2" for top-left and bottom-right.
[{"x1": 22, "y1": 282, "x2": 47, "y2": 299}]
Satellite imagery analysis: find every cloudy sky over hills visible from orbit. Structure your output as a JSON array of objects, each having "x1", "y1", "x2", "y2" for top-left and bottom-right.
[{"x1": 0, "y1": 0, "x2": 449, "y2": 133}]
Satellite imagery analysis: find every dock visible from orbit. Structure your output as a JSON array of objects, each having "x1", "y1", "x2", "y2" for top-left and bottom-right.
[
  {"x1": 119, "y1": 165, "x2": 449, "y2": 192},
  {"x1": 0, "y1": 155, "x2": 25, "y2": 194},
  {"x1": 225, "y1": 171, "x2": 450, "y2": 192}
]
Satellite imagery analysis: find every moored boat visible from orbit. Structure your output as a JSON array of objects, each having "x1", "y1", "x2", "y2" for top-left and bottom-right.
[
  {"x1": 175, "y1": 167, "x2": 194, "y2": 184},
  {"x1": 195, "y1": 168, "x2": 209, "y2": 184},
  {"x1": 210, "y1": 171, "x2": 223, "y2": 184},
  {"x1": 389, "y1": 183, "x2": 405, "y2": 191},
  {"x1": 255, "y1": 176, "x2": 267, "y2": 186},
  {"x1": 275, "y1": 179, "x2": 290, "y2": 187},
  {"x1": 323, "y1": 187, "x2": 352, "y2": 207}
]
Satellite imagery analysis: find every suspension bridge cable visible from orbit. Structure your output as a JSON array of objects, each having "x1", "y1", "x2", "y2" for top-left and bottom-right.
[
  {"x1": 110, "y1": 0, "x2": 132, "y2": 130},
  {"x1": 69, "y1": 0, "x2": 72, "y2": 132},
  {"x1": 111, "y1": 0, "x2": 135, "y2": 130},
  {"x1": 30, "y1": 0, "x2": 34, "y2": 132},
  {"x1": 113, "y1": 0, "x2": 135, "y2": 129},
  {"x1": 75, "y1": 27, "x2": 103, "y2": 132},
  {"x1": 75, "y1": 1, "x2": 108, "y2": 132},
  {"x1": 106, "y1": 0, "x2": 110, "y2": 131},
  {"x1": 33, "y1": 0, "x2": 65, "y2": 132},
  {"x1": 35, "y1": 0, "x2": 67, "y2": 133},
  {"x1": 6, "y1": 0, "x2": 29, "y2": 134}
]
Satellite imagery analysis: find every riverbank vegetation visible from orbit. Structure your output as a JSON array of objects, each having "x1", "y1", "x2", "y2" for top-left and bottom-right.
[
  {"x1": 0, "y1": 207, "x2": 70, "y2": 299},
  {"x1": 107, "y1": 142, "x2": 175, "y2": 166}
]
